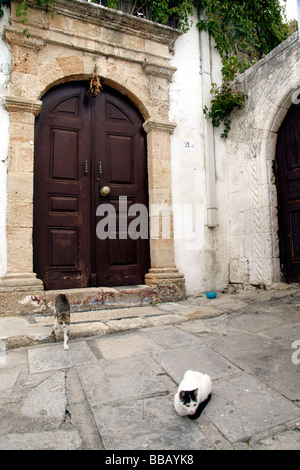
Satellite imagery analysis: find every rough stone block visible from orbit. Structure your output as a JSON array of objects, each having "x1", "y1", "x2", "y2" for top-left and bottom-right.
[
  {"x1": 155, "y1": 343, "x2": 240, "y2": 385},
  {"x1": 0, "y1": 430, "x2": 82, "y2": 450},
  {"x1": 77, "y1": 356, "x2": 168, "y2": 407},
  {"x1": 93, "y1": 330, "x2": 163, "y2": 361},
  {"x1": 205, "y1": 373, "x2": 300, "y2": 443},
  {"x1": 91, "y1": 396, "x2": 212, "y2": 450},
  {"x1": 27, "y1": 341, "x2": 98, "y2": 374}
]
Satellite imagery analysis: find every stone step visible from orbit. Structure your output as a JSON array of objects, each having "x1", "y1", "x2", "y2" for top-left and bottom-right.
[
  {"x1": 0, "y1": 276, "x2": 185, "y2": 316},
  {"x1": 0, "y1": 303, "x2": 191, "y2": 350},
  {"x1": 44, "y1": 285, "x2": 153, "y2": 314}
]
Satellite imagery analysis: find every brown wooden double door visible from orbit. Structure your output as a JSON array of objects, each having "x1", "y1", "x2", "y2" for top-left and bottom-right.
[
  {"x1": 34, "y1": 82, "x2": 150, "y2": 290},
  {"x1": 276, "y1": 103, "x2": 300, "y2": 283}
]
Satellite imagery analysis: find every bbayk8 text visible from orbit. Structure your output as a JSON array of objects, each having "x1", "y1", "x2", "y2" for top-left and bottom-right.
[{"x1": 105, "y1": 454, "x2": 194, "y2": 467}]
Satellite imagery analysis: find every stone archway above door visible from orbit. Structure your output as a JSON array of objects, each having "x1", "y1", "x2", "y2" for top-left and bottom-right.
[{"x1": 0, "y1": 0, "x2": 185, "y2": 314}]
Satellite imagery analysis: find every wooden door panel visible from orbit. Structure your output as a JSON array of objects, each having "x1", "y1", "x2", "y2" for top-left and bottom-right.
[
  {"x1": 108, "y1": 134, "x2": 134, "y2": 184},
  {"x1": 34, "y1": 83, "x2": 149, "y2": 289},
  {"x1": 51, "y1": 129, "x2": 78, "y2": 180},
  {"x1": 109, "y1": 237, "x2": 137, "y2": 266},
  {"x1": 288, "y1": 181, "x2": 300, "y2": 201},
  {"x1": 51, "y1": 96, "x2": 79, "y2": 115},
  {"x1": 49, "y1": 196, "x2": 78, "y2": 212},
  {"x1": 289, "y1": 206, "x2": 300, "y2": 263},
  {"x1": 34, "y1": 82, "x2": 92, "y2": 290},
  {"x1": 276, "y1": 103, "x2": 300, "y2": 282},
  {"x1": 94, "y1": 89, "x2": 149, "y2": 286},
  {"x1": 106, "y1": 101, "x2": 130, "y2": 122},
  {"x1": 49, "y1": 229, "x2": 78, "y2": 266}
]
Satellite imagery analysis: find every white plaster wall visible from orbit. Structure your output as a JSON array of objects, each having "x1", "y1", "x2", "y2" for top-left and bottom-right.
[
  {"x1": 0, "y1": 6, "x2": 10, "y2": 276},
  {"x1": 169, "y1": 13, "x2": 229, "y2": 295},
  {"x1": 208, "y1": 36, "x2": 229, "y2": 294},
  {"x1": 170, "y1": 18, "x2": 299, "y2": 293}
]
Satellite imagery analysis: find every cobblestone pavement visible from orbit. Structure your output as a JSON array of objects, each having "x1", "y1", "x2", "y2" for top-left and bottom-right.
[{"x1": 0, "y1": 284, "x2": 299, "y2": 450}]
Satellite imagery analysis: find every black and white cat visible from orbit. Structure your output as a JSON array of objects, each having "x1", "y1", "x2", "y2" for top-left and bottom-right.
[
  {"x1": 174, "y1": 370, "x2": 212, "y2": 420},
  {"x1": 54, "y1": 294, "x2": 70, "y2": 350}
]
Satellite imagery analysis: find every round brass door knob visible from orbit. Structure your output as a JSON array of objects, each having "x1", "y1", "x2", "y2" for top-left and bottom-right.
[{"x1": 100, "y1": 186, "x2": 111, "y2": 197}]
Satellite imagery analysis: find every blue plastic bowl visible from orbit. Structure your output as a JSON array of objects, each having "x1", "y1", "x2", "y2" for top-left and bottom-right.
[{"x1": 206, "y1": 291, "x2": 217, "y2": 299}]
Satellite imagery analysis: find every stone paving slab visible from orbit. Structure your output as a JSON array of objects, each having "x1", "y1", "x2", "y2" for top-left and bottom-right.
[
  {"x1": 0, "y1": 285, "x2": 299, "y2": 450},
  {"x1": 205, "y1": 372, "x2": 300, "y2": 443},
  {"x1": 252, "y1": 429, "x2": 300, "y2": 450},
  {"x1": 27, "y1": 341, "x2": 98, "y2": 374},
  {"x1": 35, "y1": 306, "x2": 160, "y2": 326},
  {"x1": 155, "y1": 343, "x2": 240, "y2": 384},
  {"x1": 0, "y1": 430, "x2": 82, "y2": 450},
  {"x1": 20, "y1": 371, "x2": 67, "y2": 425},
  {"x1": 0, "y1": 368, "x2": 70, "y2": 440},
  {"x1": 0, "y1": 317, "x2": 51, "y2": 341},
  {"x1": 0, "y1": 369, "x2": 19, "y2": 392},
  {"x1": 77, "y1": 356, "x2": 168, "y2": 407},
  {"x1": 92, "y1": 330, "x2": 164, "y2": 361},
  {"x1": 178, "y1": 315, "x2": 229, "y2": 338},
  {"x1": 91, "y1": 395, "x2": 213, "y2": 450},
  {"x1": 206, "y1": 312, "x2": 300, "y2": 401},
  {"x1": 144, "y1": 325, "x2": 203, "y2": 349}
]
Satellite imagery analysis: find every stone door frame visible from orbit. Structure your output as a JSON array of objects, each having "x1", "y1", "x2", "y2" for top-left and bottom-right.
[{"x1": 0, "y1": 0, "x2": 185, "y2": 310}]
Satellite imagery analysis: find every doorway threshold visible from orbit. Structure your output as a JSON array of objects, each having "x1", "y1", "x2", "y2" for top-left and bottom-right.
[
  {"x1": 44, "y1": 285, "x2": 152, "y2": 315},
  {"x1": 0, "y1": 276, "x2": 185, "y2": 316}
]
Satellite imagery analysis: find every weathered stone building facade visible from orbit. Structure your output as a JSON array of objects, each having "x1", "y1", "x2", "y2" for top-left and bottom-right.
[
  {"x1": 0, "y1": 0, "x2": 185, "y2": 313},
  {"x1": 0, "y1": 1, "x2": 299, "y2": 316}
]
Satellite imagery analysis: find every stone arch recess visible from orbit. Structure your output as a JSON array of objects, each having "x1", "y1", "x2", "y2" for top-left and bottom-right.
[
  {"x1": 267, "y1": 82, "x2": 300, "y2": 282},
  {"x1": 227, "y1": 33, "x2": 299, "y2": 288},
  {"x1": 254, "y1": 81, "x2": 300, "y2": 285}
]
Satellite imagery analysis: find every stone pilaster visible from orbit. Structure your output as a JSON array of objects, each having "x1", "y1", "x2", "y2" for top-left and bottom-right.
[
  {"x1": 0, "y1": 96, "x2": 44, "y2": 295},
  {"x1": 143, "y1": 118, "x2": 185, "y2": 300}
]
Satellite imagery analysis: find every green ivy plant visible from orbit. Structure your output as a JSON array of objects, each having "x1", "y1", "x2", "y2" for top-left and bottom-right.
[
  {"x1": 144, "y1": 0, "x2": 194, "y2": 32},
  {"x1": 0, "y1": 0, "x2": 55, "y2": 36},
  {"x1": 143, "y1": 0, "x2": 292, "y2": 136},
  {"x1": 0, "y1": 0, "x2": 295, "y2": 136},
  {"x1": 203, "y1": 82, "x2": 247, "y2": 138},
  {"x1": 90, "y1": 0, "x2": 119, "y2": 10},
  {"x1": 194, "y1": 0, "x2": 293, "y2": 137}
]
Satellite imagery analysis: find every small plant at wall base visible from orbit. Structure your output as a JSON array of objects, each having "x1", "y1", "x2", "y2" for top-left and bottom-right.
[{"x1": 1, "y1": 0, "x2": 295, "y2": 136}]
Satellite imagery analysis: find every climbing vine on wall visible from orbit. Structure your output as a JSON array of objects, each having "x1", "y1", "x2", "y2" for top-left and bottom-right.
[
  {"x1": 145, "y1": 0, "x2": 293, "y2": 136},
  {"x1": 0, "y1": 0, "x2": 295, "y2": 136},
  {"x1": 194, "y1": 0, "x2": 293, "y2": 137},
  {"x1": 125, "y1": 0, "x2": 293, "y2": 136},
  {"x1": 0, "y1": 0, "x2": 55, "y2": 36}
]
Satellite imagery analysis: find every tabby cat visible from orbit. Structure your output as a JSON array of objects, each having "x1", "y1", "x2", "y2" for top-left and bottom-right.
[{"x1": 54, "y1": 293, "x2": 70, "y2": 350}]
